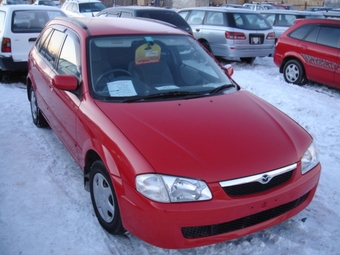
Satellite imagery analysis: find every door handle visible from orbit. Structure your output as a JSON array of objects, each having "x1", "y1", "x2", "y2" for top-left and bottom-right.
[{"x1": 195, "y1": 29, "x2": 200, "y2": 32}]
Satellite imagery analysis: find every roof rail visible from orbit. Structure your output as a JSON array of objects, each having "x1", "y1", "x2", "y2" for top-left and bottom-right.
[{"x1": 53, "y1": 16, "x2": 91, "y2": 35}]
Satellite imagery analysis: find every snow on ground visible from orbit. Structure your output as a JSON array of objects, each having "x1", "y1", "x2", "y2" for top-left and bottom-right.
[{"x1": 0, "y1": 57, "x2": 339, "y2": 255}]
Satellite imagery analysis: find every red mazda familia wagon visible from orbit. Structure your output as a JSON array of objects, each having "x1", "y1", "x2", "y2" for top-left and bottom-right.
[{"x1": 26, "y1": 16, "x2": 321, "y2": 249}]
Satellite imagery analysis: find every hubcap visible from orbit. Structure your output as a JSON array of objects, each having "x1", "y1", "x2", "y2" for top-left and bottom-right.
[
  {"x1": 285, "y1": 64, "x2": 299, "y2": 83},
  {"x1": 93, "y1": 173, "x2": 115, "y2": 223},
  {"x1": 30, "y1": 89, "x2": 38, "y2": 120}
]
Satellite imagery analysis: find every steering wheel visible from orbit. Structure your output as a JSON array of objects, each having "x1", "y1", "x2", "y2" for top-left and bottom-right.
[{"x1": 95, "y1": 69, "x2": 132, "y2": 91}]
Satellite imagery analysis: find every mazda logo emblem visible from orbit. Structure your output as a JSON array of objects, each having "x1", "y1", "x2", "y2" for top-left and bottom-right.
[{"x1": 259, "y1": 174, "x2": 272, "y2": 184}]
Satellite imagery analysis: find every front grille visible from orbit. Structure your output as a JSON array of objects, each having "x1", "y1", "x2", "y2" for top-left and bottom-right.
[
  {"x1": 223, "y1": 170, "x2": 293, "y2": 197},
  {"x1": 181, "y1": 192, "x2": 309, "y2": 239}
]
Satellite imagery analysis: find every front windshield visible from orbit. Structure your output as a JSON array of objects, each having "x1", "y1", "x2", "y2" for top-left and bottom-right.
[{"x1": 88, "y1": 34, "x2": 237, "y2": 101}]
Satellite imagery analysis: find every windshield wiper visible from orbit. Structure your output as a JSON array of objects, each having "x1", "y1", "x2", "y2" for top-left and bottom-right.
[
  {"x1": 208, "y1": 84, "x2": 236, "y2": 95},
  {"x1": 122, "y1": 91, "x2": 205, "y2": 102}
]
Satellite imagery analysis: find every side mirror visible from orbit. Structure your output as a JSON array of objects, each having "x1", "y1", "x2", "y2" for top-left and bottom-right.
[
  {"x1": 223, "y1": 64, "x2": 234, "y2": 77},
  {"x1": 52, "y1": 75, "x2": 78, "y2": 91}
]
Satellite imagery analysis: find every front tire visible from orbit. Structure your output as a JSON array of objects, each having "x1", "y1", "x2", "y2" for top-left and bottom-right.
[
  {"x1": 29, "y1": 86, "x2": 47, "y2": 127},
  {"x1": 90, "y1": 160, "x2": 125, "y2": 235},
  {"x1": 283, "y1": 59, "x2": 306, "y2": 85}
]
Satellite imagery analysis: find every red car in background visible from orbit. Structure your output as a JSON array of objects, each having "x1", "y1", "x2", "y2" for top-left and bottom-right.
[
  {"x1": 274, "y1": 18, "x2": 340, "y2": 89},
  {"x1": 26, "y1": 16, "x2": 321, "y2": 249}
]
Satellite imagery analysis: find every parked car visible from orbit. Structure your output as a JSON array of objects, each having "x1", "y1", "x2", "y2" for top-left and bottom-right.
[
  {"x1": 33, "y1": 0, "x2": 57, "y2": 6},
  {"x1": 26, "y1": 15, "x2": 321, "y2": 249},
  {"x1": 243, "y1": 3, "x2": 276, "y2": 11},
  {"x1": 178, "y1": 7, "x2": 275, "y2": 63},
  {"x1": 305, "y1": 6, "x2": 333, "y2": 12},
  {"x1": 269, "y1": 3, "x2": 297, "y2": 10},
  {"x1": 260, "y1": 10, "x2": 324, "y2": 42},
  {"x1": 96, "y1": 6, "x2": 193, "y2": 35},
  {"x1": 61, "y1": 0, "x2": 106, "y2": 17},
  {"x1": 274, "y1": 18, "x2": 340, "y2": 88},
  {"x1": 0, "y1": 0, "x2": 25, "y2": 4},
  {"x1": 0, "y1": 5, "x2": 66, "y2": 79}
]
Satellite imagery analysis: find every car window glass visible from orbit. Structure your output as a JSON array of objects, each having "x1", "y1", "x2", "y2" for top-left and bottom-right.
[
  {"x1": 277, "y1": 14, "x2": 295, "y2": 26},
  {"x1": 262, "y1": 13, "x2": 275, "y2": 26},
  {"x1": 12, "y1": 10, "x2": 65, "y2": 33},
  {"x1": 57, "y1": 33, "x2": 81, "y2": 78},
  {"x1": 206, "y1": 12, "x2": 224, "y2": 25},
  {"x1": 45, "y1": 29, "x2": 65, "y2": 67},
  {"x1": 232, "y1": 13, "x2": 271, "y2": 30},
  {"x1": 79, "y1": 2, "x2": 106, "y2": 13},
  {"x1": 187, "y1": 11, "x2": 205, "y2": 25},
  {"x1": 316, "y1": 26, "x2": 340, "y2": 48},
  {"x1": 88, "y1": 35, "x2": 234, "y2": 99},
  {"x1": 289, "y1": 24, "x2": 315, "y2": 40},
  {"x1": 120, "y1": 11, "x2": 132, "y2": 17},
  {"x1": 178, "y1": 11, "x2": 189, "y2": 20},
  {"x1": 36, "y1": 27, "x2": 53, "y2": 53},
  {"x1": 304, "y1": 26, "x2": 319, "y2": 43},
  {"x1": 0, "y1": 11, "x2": 5, "y2": 32}
]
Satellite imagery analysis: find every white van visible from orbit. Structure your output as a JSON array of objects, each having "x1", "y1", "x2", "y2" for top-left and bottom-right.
[{"x1": 0, "y1": 5, "x2": 66, "y2": 79}]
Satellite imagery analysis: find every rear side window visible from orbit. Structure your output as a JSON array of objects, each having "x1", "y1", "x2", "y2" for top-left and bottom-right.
[
  {"x1": 230, "y1": 13, "x2": 271, "y2": 30},
  {"x1": 206, "y1": 12, "x2": 224, "y2": 25},
  {"x1": 289, "y1": 24, "x2": 316, "y2": 40},
  {"x1": 0, "y1": 11, "x2": 5, "y2": 33},
  {"x1": 11, "y1": 10, "x2": 66, "y2": 33},
  {"x1": 79, "y1": 2, "x2": 106, "y2": 13},
  {"x1": 316, "y1": 26, "x2": 340, "y2": 48}
]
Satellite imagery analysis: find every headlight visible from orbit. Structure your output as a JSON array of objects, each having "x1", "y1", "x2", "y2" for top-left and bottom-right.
[
  {"x1": 136, "y1": 174, "x2": 212, "y2": 203},
  {"x1": 301, "y1": 141, "x2": 319, "y2": 174}
]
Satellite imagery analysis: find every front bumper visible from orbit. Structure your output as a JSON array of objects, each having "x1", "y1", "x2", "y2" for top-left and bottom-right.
[{"x1": 117, "y1": 163, "x2": 321, "y2": 249}]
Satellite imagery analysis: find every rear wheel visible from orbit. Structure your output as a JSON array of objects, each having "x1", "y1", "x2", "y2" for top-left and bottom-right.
[
  {"x1": 200, "y1": 40, "x2": 211, "y2": 53},
  {"x1": 90, "y1": 160, "x2": 125, "y2": 235},
  {"x1": 240, "y1": 57, "x2": 256, "y2": 64},
  {"x1": 283, "y1": 59, "x2": 306, "y2": 85},
  {"x1": 29, "y1": 86, "x2": 47, "y2": 127}
]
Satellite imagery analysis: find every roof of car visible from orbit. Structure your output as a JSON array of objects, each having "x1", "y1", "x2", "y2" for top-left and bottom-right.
[
  {"x1": 259, "y1": 9, "x2": 323, "y2": 15},
  {"x1": 179, "y1": 6, "x2": 258, "y2": 13},
  {"x1": 102, "y1": 6, "x2": 178, "y2": 13},
  {"x1": 292, "y1": 17, "x2": 340, "y2": 25},
  {"x1": 49, "y1": 16, "x2": 188, "y2": 36},
  {"x1": 0, "y1": 4, "x2": 61, "y2": 10}
]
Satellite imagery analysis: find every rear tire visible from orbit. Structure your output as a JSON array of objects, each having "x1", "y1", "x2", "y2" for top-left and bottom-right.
[
  {"x1": 29, "y1": 86, "x2": 47, "y2": 127},
  {"x1": 200, "y1": 40, "x2": 211, "y2": 53},
  {"x1": 283, "y1": 59, "x2": 306, "y2": 85},
  {"x1": 90, "y1": 160, "x2": 125, "y2": 235},
  {"x1": 240, "y1": 57, "x2": 256, "y2": 64}
]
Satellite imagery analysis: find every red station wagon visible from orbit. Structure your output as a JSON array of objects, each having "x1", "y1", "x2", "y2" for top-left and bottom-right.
[
  {"x1": 27, "y1": 16, "x2": 321, "y2": 249},
  {"x1": 274, "y1": 18, "x2": 340, "y2": 88}
]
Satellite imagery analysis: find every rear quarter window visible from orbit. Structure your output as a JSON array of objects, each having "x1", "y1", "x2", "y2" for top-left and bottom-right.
[{"x1": 289, "y1": 24, "x2": 316, "y2": 40}]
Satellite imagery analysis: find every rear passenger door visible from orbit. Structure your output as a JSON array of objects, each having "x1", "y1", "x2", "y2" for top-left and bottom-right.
[
  {"x1": 300, "y1": 25, "x2": 339, "y2": 86},
  {"x1": 186, "y1": 10, "x2": 205, "y2": 39}
]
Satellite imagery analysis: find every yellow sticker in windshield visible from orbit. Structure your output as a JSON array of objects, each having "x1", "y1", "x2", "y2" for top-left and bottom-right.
[{"x1": 135, "y1": 43, "x2": 161, "y2": 65}]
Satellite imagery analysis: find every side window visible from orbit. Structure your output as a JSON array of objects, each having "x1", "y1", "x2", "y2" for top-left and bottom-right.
[
  {"x1": 304, "y1": 26, "x2": 319, "y2": 43},
  {"x1": 57, "y1": 32, "x2": 81, "y2": 78},
  {"x1": 262, "y1": 14, "x2": 275, "y2": 26},
  {"x1": 316, "y1": 26, "x2": 340, "y2": 48},
  {"x1": 0, "y1": 11, "x2": 5, "y2": 33},
  {"x1": 206, "y1": 12, "x2": 224, "y2": 25},
  {"x1": 178, "y1": 11, "x2": 189, "y2": 20},
  {"x1": 277, "y1": 14, "x2": 295, "y2": 26},
  {"x1": 36, "y1": 27, "x2": 53, "y2": 54},
  {"x1": 45, "y1": 30, "x2": 65, "y2": 67},
  {"x1": 187, "y1": 11, "x2": 205, "y2": 25},
  {"x1": 289, "y1": 24, "x2": 316, "y2": 40},
  {"x1": 120, "y1": 12, "x2": 132, "y2": 17}
]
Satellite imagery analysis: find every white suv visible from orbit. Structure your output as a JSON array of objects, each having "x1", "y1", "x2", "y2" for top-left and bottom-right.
[
  {"x1": 61, "y1": 0, "x2": 106, "y2": 18},
  {"x1": 0, "y1": 5, "x2": 66, "y2": 79}
]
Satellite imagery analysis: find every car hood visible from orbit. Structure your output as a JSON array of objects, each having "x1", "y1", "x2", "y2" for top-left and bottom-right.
[{"x1": 95, "y1": 90, "x2": 311, "y2": 182}]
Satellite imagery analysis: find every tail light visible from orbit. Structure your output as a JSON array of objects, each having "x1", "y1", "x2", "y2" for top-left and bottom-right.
[
  {"x1": 266, "y1": 32, "x2": 275, "y2": 40},
  {"x1": 225, "y1": 31, "x2": 246, "y2": 40},
  {"x1": 1, "y1": 38, "x2": 11, "y2": 53}
]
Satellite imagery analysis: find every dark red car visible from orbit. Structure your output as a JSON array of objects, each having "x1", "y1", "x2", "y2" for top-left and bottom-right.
[
  {"x1": 27, "y1": 16, "x2": 321, "y2": 249},
  {"x1": 274, "y1": 18, "x2": 340, "y2": 88}
]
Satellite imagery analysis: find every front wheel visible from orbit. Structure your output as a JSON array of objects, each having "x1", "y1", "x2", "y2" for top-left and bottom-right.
[
  {"x1": 283, "y1": 59, "x2": 306, "y2": 85},
  {"x1": 90, "y1": 160, "x2": 125, "y2": 235}
]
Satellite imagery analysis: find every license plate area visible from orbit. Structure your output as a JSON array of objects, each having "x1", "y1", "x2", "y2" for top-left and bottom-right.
[{"x1": 249, "y1": 34, "x2": 264, "y2": 44}]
